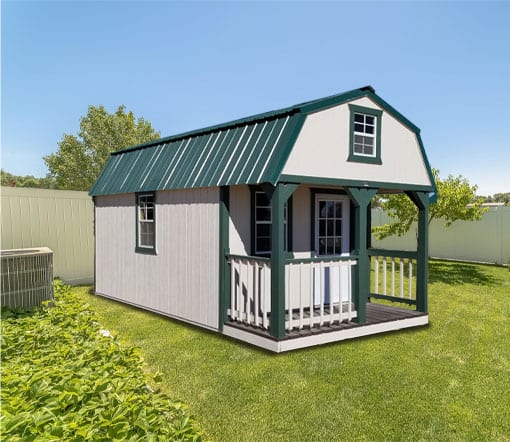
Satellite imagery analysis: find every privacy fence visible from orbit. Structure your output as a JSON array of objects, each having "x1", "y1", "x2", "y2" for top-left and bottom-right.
[
  {"x1": 372, "y1": 206, "x2": 510, "y2": 266},
  {"x1": 1, "y1": 188, "x2": 508, "y2": 289},
  {"x1": 1, "y1": 187, "x2": 94, "y2": 285}
]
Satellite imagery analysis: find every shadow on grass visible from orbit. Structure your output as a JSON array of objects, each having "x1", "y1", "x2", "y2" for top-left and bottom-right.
[{"x1": 428, "y1": 260, "x2": 499, "y2": 286}]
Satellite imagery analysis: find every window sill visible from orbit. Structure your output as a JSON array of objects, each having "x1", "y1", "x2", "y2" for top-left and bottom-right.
[
  {"x1": 347, "y1": 154, "x2": 382, "y2": 165},
  {"x1": 135, "y1": 246, "x2": 157, "y2": 255}
]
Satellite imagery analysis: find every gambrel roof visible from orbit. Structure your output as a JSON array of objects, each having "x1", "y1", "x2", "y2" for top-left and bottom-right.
[{"x1": 90, "y1": 86, "x2": 435, "y2": 196}]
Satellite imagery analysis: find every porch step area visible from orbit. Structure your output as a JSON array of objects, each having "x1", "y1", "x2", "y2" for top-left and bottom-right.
[{"x1": 223, "y1": 303, "x2": 428, "y2": 353}]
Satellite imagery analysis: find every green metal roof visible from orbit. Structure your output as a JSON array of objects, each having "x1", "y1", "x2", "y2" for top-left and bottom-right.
[{"x1": 90, "y1": 86, "x2": 435, "y2": 196}]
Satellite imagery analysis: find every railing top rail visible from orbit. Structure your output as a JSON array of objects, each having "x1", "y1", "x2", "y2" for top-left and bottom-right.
[
  {"x1": 368, "y1": 248, "x2": 418, "y2": 259},
  {"x1": 286, "y1": 255, "x2": 358, "y2": 265},
  {"x1": 227, "y1": 254, "x2": 271, "y2": 263}
]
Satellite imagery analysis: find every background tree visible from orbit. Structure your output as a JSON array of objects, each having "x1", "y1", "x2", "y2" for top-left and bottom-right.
[
  {"x1": 373, "y1": 169, "x2": 488, "y2": 240},
  {"x1": 44, "y1": 105, "x2": 160, "y2": 191},
  {"x1": 1, "y1": 169, "x2": 57, "y2": 189}
]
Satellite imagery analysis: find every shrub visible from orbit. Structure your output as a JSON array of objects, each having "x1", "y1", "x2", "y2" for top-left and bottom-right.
[{"x1": 1, "y1": 280, "x2": 202, "y2": 441}]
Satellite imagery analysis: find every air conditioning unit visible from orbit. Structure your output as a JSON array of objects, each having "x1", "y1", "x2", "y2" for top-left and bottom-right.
[{"x1": 1, "y1": 247, "x2": 54, "y2": 309}]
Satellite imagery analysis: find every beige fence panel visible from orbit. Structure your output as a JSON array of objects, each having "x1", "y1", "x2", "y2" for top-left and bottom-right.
[
  {"x1": 1, "y1": 187, "x2": 94, "y2": 284},
  {"x1": 372, "y1": 207, "x2": 510, "y2": 266}
]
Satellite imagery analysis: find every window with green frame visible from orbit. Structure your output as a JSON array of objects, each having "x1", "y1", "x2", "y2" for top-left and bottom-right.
[
  {"x1": 136, "y1": 193, "x2": 156, "y2": 254},
  {"x1": 347, "y1": 104, "x2": 383, "y2": 165},
  {"x1": 251, "y1": 189, "x2": 292, "y2": 257}
]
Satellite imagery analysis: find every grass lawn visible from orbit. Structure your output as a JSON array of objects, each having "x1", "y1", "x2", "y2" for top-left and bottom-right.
[{"x1": 79, "y1": 260, "x2": 510, "y2": 441}]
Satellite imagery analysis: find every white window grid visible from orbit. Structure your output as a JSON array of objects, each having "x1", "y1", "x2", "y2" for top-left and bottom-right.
[
  {"x1": 317, "y1": 200, "x2": 343, "y2": 256},
  {"x1": 254, "y1": 191, "x2": 288, "y2": 255},
  {"x1": 353, "y1": 112, "x2": 377, "y2": 157},
  {"x1": 138, "y1": 194, "x2": 155, "y2": 248}
]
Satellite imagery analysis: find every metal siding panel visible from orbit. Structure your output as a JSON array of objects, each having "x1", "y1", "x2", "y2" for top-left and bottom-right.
[
  {"x1": 235, "y1": 121, "x2": 272, "y2": 185},
  {"x1": 195, "y1": 129, "x2": 230, "y2": 187},
  {"x1": 246, "y1": 117, "x2": 287, "y2": 183},
  {"x1": 230, "y1": 123, "x2": 266, "y2": 186},
  {"x1": 209, "y1": 126, "x2": 246, "y2": 187},
  {"x1": 90, "y1": 113, "x2": 300, "y2": 194}
]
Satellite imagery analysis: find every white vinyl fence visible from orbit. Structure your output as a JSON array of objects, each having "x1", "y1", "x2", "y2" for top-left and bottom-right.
[
  {"x1": 1, "y1": 187, "x2": 94, "y2": 284},
  {"x1": 372, "y1": 206, "x2": 510, "y2": 266}
]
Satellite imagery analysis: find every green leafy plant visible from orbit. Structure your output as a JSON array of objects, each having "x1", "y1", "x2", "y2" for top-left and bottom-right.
[{"x1": 1, "y1": 280, "x2": 202, "y2": 441}]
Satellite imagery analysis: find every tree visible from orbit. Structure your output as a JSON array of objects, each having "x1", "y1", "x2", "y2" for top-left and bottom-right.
[
  {"x1": 1, "y1": 169, "x2": 57, "y2": 189},
  {"x1": 44, "y1": 105, "x2": 160, "y2": 191},
  {"x1": 373, "y1": 169, "x2": 488, "y2": 240}
]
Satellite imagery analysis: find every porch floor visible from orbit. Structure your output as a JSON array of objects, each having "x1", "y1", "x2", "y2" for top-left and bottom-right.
[{"x1": 223, "y1": 302, "x2": 428, "y2": 352}]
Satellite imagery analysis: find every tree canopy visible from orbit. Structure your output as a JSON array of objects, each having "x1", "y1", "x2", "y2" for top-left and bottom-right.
[
  {"x1": 373, "y1": 169, "x2": 489, "y2": 240},
  {"x1": 44, "y1": 105, "x2": 160, "y2": 191},
  {"x1": 1, "y1": 169, "x2": 57, "y2": 189}
]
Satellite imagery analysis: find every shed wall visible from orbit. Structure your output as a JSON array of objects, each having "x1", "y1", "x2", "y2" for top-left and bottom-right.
[
  {"x1": 282, "y1": 97, "x2": 431, "y2": 187},
  {"x1": 95, "y1": 188, "x2": 220, "y2": 329}
]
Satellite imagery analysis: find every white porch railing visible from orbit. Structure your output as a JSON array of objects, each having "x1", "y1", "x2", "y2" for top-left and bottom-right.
[
  {"x1": 227, "y1": 255, "x2": 357, "y2": 333},
  {"x1": 369, "y1": 249, "x2": 417, "y2": 305},
  {"x1": 228, "y1": 255, "x2": 271, "y2": 329},
  {"x1": 285, "y1": 258, "x2": 357, "y2": 331}
]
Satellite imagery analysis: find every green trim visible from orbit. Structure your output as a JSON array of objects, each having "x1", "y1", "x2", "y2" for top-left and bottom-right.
[
  {"x1": 368, "y1": 249, "x2": 418, "y2": 259},
  {"x1": 218, "y1": 186, "x2": 230, "y2": 331},
  {"x1": 347, "y1": 104, "x2": 383, "y2": 165},
  {"x1": 416, "y1": 133, "x2": 438, "y2": 196},
  {"x1": 280, "y1": 174, "x2": 434, "y2": 192},
  {"x1": 135, "y1": 192, "x2": 157, "y2": 255},
  {"x1": 369, "y1": 293, "x2": 417, "y2": 306},
  {"x1": 407, "y1": 191, "x2": 430, "y2": 313},
  {"x1": 346, "y1": 187, "x2": 379, "y2": 324},
  {"x1": 270, "y1": 183, "x2": 298, "y2": 339}
]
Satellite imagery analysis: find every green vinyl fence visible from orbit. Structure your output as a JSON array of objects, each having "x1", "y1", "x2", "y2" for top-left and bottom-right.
[
  {"x1": 372, "y1": 206, "x2": 510, "y2": 266},
  {"x1": 1, "y1": 187, "x2": 93, "y2": 285}
]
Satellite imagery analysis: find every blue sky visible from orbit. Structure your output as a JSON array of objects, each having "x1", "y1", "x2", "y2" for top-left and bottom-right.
[{"x1": 2, "y1": 1, "x2": 509, "y2": 195}]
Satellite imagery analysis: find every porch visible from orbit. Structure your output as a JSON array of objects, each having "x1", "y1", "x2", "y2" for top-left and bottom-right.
[
  {"x1": 222, "y1": 250, "x2": 428, "y2": 352},
  {"x1": 218, "y1": 182, "x2": 431, "y2": 352}
]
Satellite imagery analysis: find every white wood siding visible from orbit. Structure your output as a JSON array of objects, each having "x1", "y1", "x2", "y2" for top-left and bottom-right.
[
  {"x1": 95, "y1": 188, "x2": 220, "y2": 330},
  {"x1": 229, "y1": 185, "x2": 250, "y2": 255},
  {"x1": 282, "y1": 97, "x2": 432, "y2": 187}
]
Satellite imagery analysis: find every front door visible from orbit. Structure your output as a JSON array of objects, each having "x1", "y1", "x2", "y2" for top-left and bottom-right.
[{"x1": 314, "y1": 194, "x2": 350, "y2": 305}]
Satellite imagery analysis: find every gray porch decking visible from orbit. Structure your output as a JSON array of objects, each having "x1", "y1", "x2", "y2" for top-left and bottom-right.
[{"x1": 223, "y1": 302, "x2": 428, "y2": 352}]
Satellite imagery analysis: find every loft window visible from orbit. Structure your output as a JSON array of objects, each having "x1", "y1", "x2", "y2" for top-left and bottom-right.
[
  {"x1": 136, "y1": 193, "x2": 156, "y2": 253},
  {"x1": 252, "y1": 190, "x2": 291, "y2": 257},
  {"x1": 348, "y1": 104, "x2": 382, "y2": 165}
]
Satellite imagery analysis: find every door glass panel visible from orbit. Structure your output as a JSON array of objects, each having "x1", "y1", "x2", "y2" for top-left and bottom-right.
[{"x1": 316, "y1": 197, "x2": 346, "y2": 256}]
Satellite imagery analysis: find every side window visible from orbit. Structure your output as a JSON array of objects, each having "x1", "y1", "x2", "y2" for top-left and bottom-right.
[
  {"x1": 136, "y1": 193, "x2": 156, "y2": 253},
  {"x1": 347, "y1": 104, "x2": 382, "y2": 165},
  {"x1": 252, "y1": 190, "x2": 291, "y2": 257}
]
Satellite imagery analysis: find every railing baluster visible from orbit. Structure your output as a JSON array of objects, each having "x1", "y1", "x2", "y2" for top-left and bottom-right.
[
  {"x1": 409, "y1": 259, "x2": 413, "y2": 299},
  {"x1": 299, "y1": 262, "x2": 304, "y2": 330},
  {"x1": 330, "y1": 261, "x2": 335, "y2": 326},
  {"x1": 262, "y1": 263, "x2": 268, "y2": 329},
  {"x1": 391, "y1": 257, "x2": 395, "y2": 297},
  {"x1": 383, "y1": 257, "x2": 387, "y2": 296},
  {"x1": 399, "y1": 258, "x2": 404, "y2": 298},
  {"x1": 374, "y1": 256, "x2": 379, "y2": 293},
  {"x1": 254, "y1": 263, "x2": 259, "y2": 327},
  {"x1": 319, "y1": 261, "x2": 324, "y2": 326},
  {"x1": 309, "y1": 263, "x2": 314, "y2": 328},
  {"x1": 286, "y1": 264, "x2": 291, "y2": 331},
  {"x1": 230, "y1": 259, "x2": 236, "y2": 320}
]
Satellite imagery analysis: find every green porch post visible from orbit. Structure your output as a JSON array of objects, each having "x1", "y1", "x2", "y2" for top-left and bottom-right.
[
  {"x1": 407, "y1": 191, "x2": 430, "y2": 313},
  {"x1": 218, "y1": 186, "x2": 230, "y2": 331},
  {"x1": 346, "y1": 187, "x2": 378, "y2": 323},
  {"x1": 270, "y1": 183, "x2": 298, "y2": 339}
]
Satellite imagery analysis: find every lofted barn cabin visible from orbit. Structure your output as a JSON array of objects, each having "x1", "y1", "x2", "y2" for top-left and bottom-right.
[{"x1": 90, "y1": 86, "x2": 436, "y2": 352}]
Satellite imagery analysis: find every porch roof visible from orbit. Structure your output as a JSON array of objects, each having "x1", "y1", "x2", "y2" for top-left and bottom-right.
[{"x1": 90, "y1": 86, "x2": 434, "y2": 196}]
